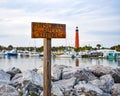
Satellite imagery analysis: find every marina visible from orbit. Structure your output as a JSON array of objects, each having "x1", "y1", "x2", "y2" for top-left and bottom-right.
[
  {"x1": 0, "y1": 0, "x2": 120, "y2": 95},
  {"x1": 0, "y1": 55, "x2": 119, "y2": 71},
  {"x1": 0, "y1": 47, "x2": 120, "y2": 71}
]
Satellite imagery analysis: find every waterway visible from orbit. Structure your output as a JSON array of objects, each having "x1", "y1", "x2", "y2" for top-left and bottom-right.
[{"x1": 0, "y1": 56, "x2": 120, "y2": 71}]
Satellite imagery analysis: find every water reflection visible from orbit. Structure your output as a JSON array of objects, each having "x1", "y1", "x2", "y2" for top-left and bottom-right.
[
  {"x1": 0, "y1": 56, "x2": 120, "y2": 71},
  {"x1": 4, "y1": 56, "x2": 18, "y2": 59},
  {"x1": 75, "y1": 58, "x2": 79, "y2": 67}
]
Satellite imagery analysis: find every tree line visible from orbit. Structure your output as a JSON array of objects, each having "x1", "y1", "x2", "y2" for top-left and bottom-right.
[{"x1": 0, "y1": 44, "x2": 120, "y2": 52}]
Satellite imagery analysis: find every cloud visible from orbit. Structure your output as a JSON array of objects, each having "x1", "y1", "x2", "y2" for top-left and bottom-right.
[{"x1": 0, "y1": 0, "x2": 120, "y2": 47}]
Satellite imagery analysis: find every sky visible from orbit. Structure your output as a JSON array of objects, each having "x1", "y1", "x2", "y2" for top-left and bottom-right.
[{"x1": 0, "y1": 0, "x2": 120, "y2": 48}]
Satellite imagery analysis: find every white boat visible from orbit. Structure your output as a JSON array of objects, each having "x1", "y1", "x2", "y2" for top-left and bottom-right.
[
  {"x1": 29, "y1": 51, "x2": 40, "y2": 57},
  {"x1": 18, "y1": 50, "x2": 30, "y2": 57},
  {"x1": 55, "y1": 54, "x2": 73, "y2": 58},
  {"x1": 39, "y1": 52, "x2": 44, "y2": 57},
  {"x1": 98, "y1": 49, "x2": 120, "y2": 59},
  {"x1": 4, "y1": 49, "x2": 18, "y2": 57},
  {"x1": 29, "y1": 47, "x2": 40, "y2": 57},
  {"x1": 75, "y1": 53, "x2": 82, "y2": 58},
  {"x1": 55, "y1": 50, "x2": 75, "y2": 58},
  {"x1": 115, "y1": 52, "x2": 120, "y2": 59}
]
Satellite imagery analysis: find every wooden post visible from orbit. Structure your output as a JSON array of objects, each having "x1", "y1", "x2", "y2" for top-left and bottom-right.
[
  {"x1": 32, "y1": 22, "x2": 66, "y2": 96},
  {"x1": 43, "y1": 38, "x2": 51, "y2": 96}
]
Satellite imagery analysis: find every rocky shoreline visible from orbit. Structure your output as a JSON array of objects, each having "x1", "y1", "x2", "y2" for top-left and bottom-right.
[{"x1": 0, "y1": 65, "x2": 120, "y2": 96}]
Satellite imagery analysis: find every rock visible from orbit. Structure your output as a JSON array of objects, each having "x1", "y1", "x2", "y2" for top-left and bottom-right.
[
  {"x1": 102, "y1": 93, "x2": 111, "y2": 96},
  {"x1": 111, "y1": 83, "x2": 120, "y2": 96},
  {"x1": 53, "y1": 77, "x2": 76, "y2": 95},
  {"x1": 22, "y1": 70, "x2": 43, "y2": 95},
  {"x1": 62, "y1": 67, "x2": 77, "y2": 79},
  {"x1": 37, "y1": 67, "x2": 43, "y2": 75},
  {"x1": 51, "y1": 65, "x2": 64, "y2": 81},
  {"x1": 12, "y1": 70, "x2": 43, "y2": 95},
  {"x1": 6, "y1": 67, "x2": 21, "y2": 79},
  {"x1": 32, "y1": 68, "x2": 38, "y2": 72},
  {"x1": 74, "y1": 82, "x2": 103, "y2": 96},
  {"x1": 0, "y1": 70, "x2": 11, "y2": 81},
  {"x1": 37, "y1": 65, "x2": 70, "y2": 81},
  {"x1": 110, "y1": 68, "x2": 120, "y2": 83},
  {"x1": 22, "y1": 70, "x2": 43, "y2": 88},
  {"x1": 51, "y1": 84, "x2": 64, "y2": 96},
  {"x1": 62, "y1": 67, "x2": 97, "y2": 82},
  {"x1": 0, "y1": 70, "x2": 11, "y2": 84},
  {"x1": 23, "y1": 81, "x2": 42, "y2": 96},
  {"x1": 11, "y1": 73, "x2": 23, "y2": 88},
  {"x1": 0, "y1": 84, "x2": 18, "y2": 96},
  {"x1": 12, "y1": 73, "x2": 23, "y2": 83},
  {"x1": 75, "y1": 68, "x2": 97, "y2": 82},
  {"x1": 89, "y1": 74, "x2": 114, "y2": 93},
  {"x1": 90, "y1": 65, "x2": 113, "y2": 77},
  {"x1": 52, "y1": 64, "x2": 69, "y2": 70},
  {"x1": 52, "y1": 65, "x2": 73, "y2": 79},
  {"x1": 100, "y1": 74, "x2": 114, "y2": 92},
  {"x1": 40, "y1": 91, "x2": 43, "y2": 96}
]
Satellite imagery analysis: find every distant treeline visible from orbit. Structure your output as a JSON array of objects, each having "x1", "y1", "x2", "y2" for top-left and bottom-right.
[{"x1": 0, "y1": 44, "x2": 120, "y2": 52}]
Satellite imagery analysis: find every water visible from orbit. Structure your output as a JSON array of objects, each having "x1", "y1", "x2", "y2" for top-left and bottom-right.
[{"x1": 0, "y1": 56, "x2": 120, "y2": 71}]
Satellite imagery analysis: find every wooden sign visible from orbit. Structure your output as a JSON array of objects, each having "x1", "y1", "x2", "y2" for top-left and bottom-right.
[
  {"x1": 31, "y1": 22, "x2": 66, "y2": 96},
  {"x1": 32, "y1": 22, "x2": 66, "y2": 38}
]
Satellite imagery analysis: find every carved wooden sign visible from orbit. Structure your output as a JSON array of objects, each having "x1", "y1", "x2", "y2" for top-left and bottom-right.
[
  {"x1": 31, "y1": 22, "x2": 66, "y2": 96},
  {"x1": 32, "y1": 22, "x2": 66, "y2": 38}
]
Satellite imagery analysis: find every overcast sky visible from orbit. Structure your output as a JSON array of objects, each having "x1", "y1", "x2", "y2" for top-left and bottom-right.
[{"x1": 0, "y1": 0, "x2": 120, "y2": 48}]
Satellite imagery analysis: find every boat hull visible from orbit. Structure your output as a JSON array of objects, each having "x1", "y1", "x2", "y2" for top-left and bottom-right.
[{"x1": 4, "y1": 53, "x2": 18, "y2": 57}]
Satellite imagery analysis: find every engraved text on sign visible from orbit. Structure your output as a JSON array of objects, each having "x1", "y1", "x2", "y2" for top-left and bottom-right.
[{"x1": 32, "y1": 22, "x2": 66, "y2": 38}]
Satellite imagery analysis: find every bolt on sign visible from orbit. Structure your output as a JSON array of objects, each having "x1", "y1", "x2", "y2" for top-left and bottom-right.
[{"x1": 32, "y1": 22, "x2": 66, "y2": 38}]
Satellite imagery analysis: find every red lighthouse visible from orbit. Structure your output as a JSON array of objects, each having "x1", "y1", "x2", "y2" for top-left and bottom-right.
[{"x1": 75, "y1": 26, "x2": 79, "y2": 48}]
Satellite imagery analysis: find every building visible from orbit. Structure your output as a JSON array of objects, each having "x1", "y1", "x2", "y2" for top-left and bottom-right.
[{"x1": 75, "y1": 26, "x2": 79, "y2": 48}]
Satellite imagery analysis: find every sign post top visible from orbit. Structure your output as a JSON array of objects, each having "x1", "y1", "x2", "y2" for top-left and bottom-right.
[{"x1": 32, "y1": 22, "x2": 66, "y2": 38}]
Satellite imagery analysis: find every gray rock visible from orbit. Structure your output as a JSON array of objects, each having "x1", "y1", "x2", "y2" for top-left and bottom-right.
[
  {"x1": 102, "y1": 93, "x2": 111, "y2": 96},
  {"x1": 0, "y1": 70, "x2": 11, "y2": 84},
  {"x1": 62, "y1": 67, "x2": 77, "y2": 79},
  {"x1": 111, "y1": 83, "x2": 120, "y2": 96},
  {"x1": 90, "y1": 65, "x2": 113, "y2": 77},
  {"x1": 51, "y1": 84, "x2": 64, "y2": 96},
  {"x1": 100, "y1": 74, "x2": 114, "y2": 92},
  {"x1": 12, "y1": 73, "x2": 23, "y2": 83},
  {"x1": 51, "y1": 65, "x2": 64, "y2": 81},
  {"x1": 37, "y1": 65, "x2": 70, "y2": 81},
  {"x1": 22, "y1": 70, "x2": 43, "y2": 95},
  {"x1": 62, "y1": 67, "x2": 97, "y2": 82},
  {"x1": 110, "y1": 68, "x2": 120, "y2": 83},
  {"x1": 0, "y1": 84, "x2": 18, "y2": 96},
  {"x1": 74, "y1": 83, "x2": 103, "y2": 96},
  {"x1": 11, "y1": 73, "x2": 23, "y2": 88},
  {"x1": 90, "y1": 74, "x2": 114, "y2": 93},
  {"x1": 52, "y1": 64, "x2": 69, "y2": 70},
  {"x1": 0, "y1": 70, "x2": 11, "y2": 81},
  {"x1": 12, "y1": 70, "x2": 43, "y2": 95},
  {"x1": 6, "y1": 67, "x2": 21, "y2": 79},
  {"x1": 22, "y1": 70, "x2": 43, "y2": 88},
  {"x1": 23, "y1": 81, "x2": 42, "y2": 96},
  {"x1": 37, "y1": 67, "x2": 43, "y2": 75},
  {"x1": 75, "y1": 68, "x2": 97, "y2": 82},
  {"x1": 53, "y1": 77, "x2": 76, "y2": 95},
  {"x1": 40, "y1": 91, "x2": 43, "y2": 96}
]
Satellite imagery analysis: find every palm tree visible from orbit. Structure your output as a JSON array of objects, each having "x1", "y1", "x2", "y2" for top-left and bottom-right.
[
  {"x1": 96, "y1": 44, "x2": 101, "y2": 50},
  {"x1": 8, "y1": 45, "x2": 13, "y2": 50}
]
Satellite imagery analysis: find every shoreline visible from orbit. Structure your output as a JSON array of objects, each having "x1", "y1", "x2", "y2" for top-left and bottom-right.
[{"x1": 0, "y1": 64, "x2": 120, "y2": 96}]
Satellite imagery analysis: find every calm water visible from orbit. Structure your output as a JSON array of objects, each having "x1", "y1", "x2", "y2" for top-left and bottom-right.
[{"x1": 0, "y1": 56, "x2": 120, "y2": 71}]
